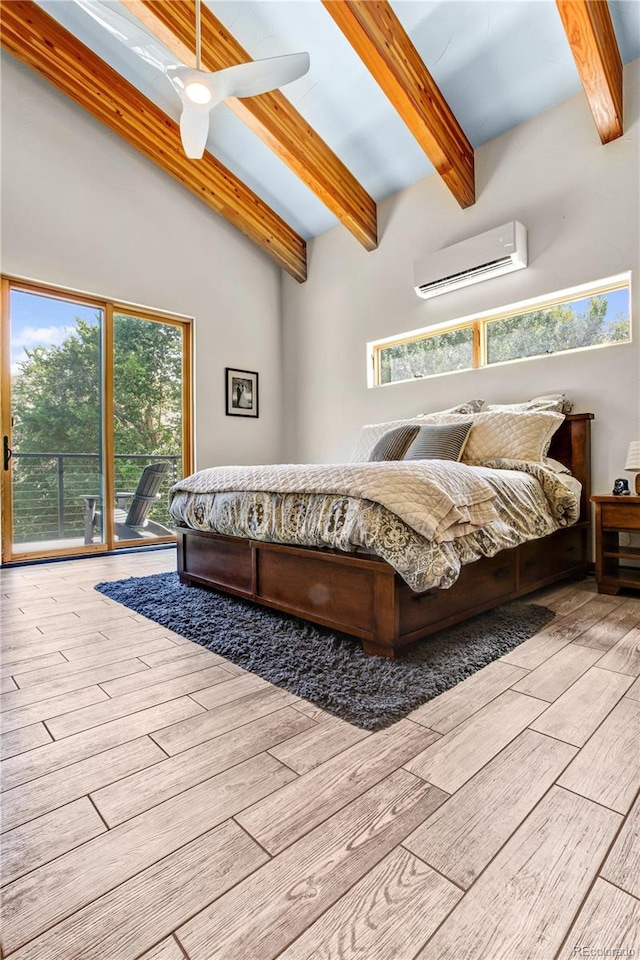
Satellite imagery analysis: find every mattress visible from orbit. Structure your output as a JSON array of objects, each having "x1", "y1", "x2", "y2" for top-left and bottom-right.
[{"x1": 169, "y1": 458, "x2": 580, "y2": 593}]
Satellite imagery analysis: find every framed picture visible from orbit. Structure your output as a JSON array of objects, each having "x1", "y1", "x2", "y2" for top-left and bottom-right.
[{"x1": 225, "y1": 367, "x2": 259, "y2": 418}]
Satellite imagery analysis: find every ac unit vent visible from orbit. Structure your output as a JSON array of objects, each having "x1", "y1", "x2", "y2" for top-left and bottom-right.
[
  {"x1": 414, "y1": 222, "x2": 527, "y2": 299},
  {"x1": 416, "y1": 256, "x2": 515, "y2": 295}
]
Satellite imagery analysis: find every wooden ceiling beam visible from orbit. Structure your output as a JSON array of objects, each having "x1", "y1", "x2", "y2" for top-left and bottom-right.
[
  {"x1": 556, "y1": 0, "x2": 623, "y2": 143},
  {"x1": 322, "y1": 0, "x2": 475, "y2": 209},
  {"x1": 0, "y1": 0, "x2": 307, "y2": 282},
  {"x1": 122, "y1": 0, "x2": 378, "y2": 251}
]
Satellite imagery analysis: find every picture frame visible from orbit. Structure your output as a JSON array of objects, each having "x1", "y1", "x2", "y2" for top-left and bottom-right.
[{"x1": 225, "y1": 367, "x2": 259, "y2": 418}]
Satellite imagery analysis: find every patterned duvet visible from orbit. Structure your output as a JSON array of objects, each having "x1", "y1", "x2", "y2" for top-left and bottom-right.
[{"x1": 169, "y1": 459, "x2": 580, "y2": 593}]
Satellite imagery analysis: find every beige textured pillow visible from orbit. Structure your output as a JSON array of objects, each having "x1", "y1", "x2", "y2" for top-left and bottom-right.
[{"x1": 462, "y1": 411, "x2": 565, "y2": 463}]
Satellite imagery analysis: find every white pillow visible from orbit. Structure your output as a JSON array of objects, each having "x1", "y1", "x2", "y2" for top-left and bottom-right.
[
  {"x1": 416, "y1": 399, "x2": 485, "y2": 416},
  {"x1": 349, "y1": 400, "x2": 485, "y2": 461},
  {"x1": 485, "y1": 394, "x2": 572, "y2": 414},
  {"x1": 543, "y1": 456, "x2": 572, "y2": 475},
  {"x1": 461, "y1": 410, "x2": 565, "y2": 463}
]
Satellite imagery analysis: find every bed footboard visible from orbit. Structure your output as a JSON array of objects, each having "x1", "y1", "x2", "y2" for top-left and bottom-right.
[{"x1": 176, "y1": 523, "x2": 588, "y2": 657}]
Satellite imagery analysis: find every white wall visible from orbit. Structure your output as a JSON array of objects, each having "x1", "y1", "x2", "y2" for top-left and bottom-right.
[
  {"x1": 3, "y1": 51, "x2": 639, "y2": 499},
  {"x1": 282, "y1": 60, "x2": 640, "y2": 500},
  {"x1": 1, "y1": 52, "x2": 284, "y2": 469}
]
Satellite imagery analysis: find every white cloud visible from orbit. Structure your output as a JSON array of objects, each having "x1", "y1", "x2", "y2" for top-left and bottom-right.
[{"x1": 10, "y1": 324, "x2": 72, "y2": 374}]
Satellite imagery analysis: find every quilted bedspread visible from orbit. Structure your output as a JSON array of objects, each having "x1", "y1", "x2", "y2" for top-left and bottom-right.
[{"x1": 169, "y1": 460, "x2": 498, "y2": 543}]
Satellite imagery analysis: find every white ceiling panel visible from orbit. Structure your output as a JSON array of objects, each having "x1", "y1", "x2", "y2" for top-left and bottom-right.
[{"x1": 34, "y1": 0, "x2": 640, "y2": 241}]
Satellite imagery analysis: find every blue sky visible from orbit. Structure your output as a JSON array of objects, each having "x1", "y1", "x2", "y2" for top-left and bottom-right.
[{"x1": 570, "y1": 287, "x2": 629, "y2": 329}]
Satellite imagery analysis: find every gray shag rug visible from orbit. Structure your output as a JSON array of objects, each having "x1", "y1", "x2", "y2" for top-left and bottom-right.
[{"x1": 95, "y1": 572, "x2": 554, "y2": 731}]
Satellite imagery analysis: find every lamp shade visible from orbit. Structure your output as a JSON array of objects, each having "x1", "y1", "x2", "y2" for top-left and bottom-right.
[{"x1": 625, "y1": 441, "x2": 640, "y2": 471}]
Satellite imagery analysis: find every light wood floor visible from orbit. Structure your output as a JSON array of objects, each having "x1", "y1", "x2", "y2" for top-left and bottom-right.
[{"x1": 1, "y1": 549, "x2": 639, "y2": 960}]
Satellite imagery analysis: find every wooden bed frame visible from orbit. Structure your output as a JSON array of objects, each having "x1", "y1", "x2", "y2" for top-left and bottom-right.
[{"x1": 177, "y1": 413, "x2": 593, "y2": 657}]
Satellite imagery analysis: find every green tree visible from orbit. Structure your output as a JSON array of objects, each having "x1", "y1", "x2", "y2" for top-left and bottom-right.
[
  {"x1": 12, "y1": 317, "x2": 102, "y2": 454},
  {"x1": 486, "y1": 296, "x2": 616, "y2": 363},
  {"x1": 12, "y1": 314, "x2": 182, "y2": 455},
  {"x1": 381, "y1": 326, "x2": 474, "y2": 383},
  {"x1": 605, "y1": 312, "x2": 630, "y2": 343},
  {"x1": 113, "y1": 314, "x2": 182, "y2": 456},
  {"x1": 380, "y1": 294, "x2": 629, "y2": 383}
]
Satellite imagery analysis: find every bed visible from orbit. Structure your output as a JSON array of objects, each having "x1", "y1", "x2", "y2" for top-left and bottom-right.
[{"x1": 171, "y1": 410, "x2": 592, "y2": 657}]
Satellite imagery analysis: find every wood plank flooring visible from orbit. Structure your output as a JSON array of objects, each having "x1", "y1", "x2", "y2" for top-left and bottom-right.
[{"x1": 1, "y1": 550, "x2": 639, "y2": 960}]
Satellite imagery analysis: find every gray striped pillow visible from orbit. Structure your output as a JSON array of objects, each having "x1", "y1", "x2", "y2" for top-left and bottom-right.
[
  {"x1": 403, "y1": 421, "x2": 473, "y2": 461},
  {"x1": 368, "y1": 425, "x2": 420, "y2": 462}
]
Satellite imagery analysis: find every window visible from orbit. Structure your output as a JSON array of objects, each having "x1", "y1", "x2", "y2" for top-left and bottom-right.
[
  {"x1": 377, "y1": 324, "x2": 476, "y2": 386},
  {"x1": 371, "y1": 275, "x2": 631, "y2": 387},
  {"x1": 1, "y1": 277, "x2": 193, "y2": 563}
]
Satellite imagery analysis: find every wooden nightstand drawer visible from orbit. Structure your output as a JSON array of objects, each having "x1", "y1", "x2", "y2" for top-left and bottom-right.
[{"x1": 601, "y1": 503, "x2": 640, "y2": 530}]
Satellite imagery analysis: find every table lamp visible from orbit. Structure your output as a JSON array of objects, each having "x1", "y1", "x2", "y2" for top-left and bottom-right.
[{"x1": 625, "y1": 441, "x2": 640, "y2": 495}]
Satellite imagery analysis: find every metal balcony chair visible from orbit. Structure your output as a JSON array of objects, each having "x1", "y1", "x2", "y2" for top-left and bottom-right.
[{"x1": 83, "y1": 461, "x2": 173, "y2": 544}]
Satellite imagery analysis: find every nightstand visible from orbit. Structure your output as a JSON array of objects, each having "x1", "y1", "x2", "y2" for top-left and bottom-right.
[{"x1": 591, "y1": 495, "x2": 640, "y2": 594}]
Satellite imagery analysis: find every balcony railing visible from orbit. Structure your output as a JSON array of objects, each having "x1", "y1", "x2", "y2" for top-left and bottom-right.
[{"x1": 11, "y1": 452, "x2": 181, "y2": 545}]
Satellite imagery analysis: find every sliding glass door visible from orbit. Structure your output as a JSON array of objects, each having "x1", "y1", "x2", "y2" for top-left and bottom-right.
[
  {"x1": 2, "y1": 285, "x2": 107, "y2": 558},
  {"x1": 111, "y1": 310, "x2": 188, "y2": 547},
  {"x1": 1, "y1": 278, "x2": 192, "y2": 563}
]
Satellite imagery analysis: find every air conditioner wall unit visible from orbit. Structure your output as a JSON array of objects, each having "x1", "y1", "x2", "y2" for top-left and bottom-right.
[{"x1": 414, "y1": 221, "x2": 528, "y2": 299}]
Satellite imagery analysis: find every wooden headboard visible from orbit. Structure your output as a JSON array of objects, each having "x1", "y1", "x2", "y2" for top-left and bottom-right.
[{"x1": 548, "y1": 413, "x2": 593, "y2": 522}]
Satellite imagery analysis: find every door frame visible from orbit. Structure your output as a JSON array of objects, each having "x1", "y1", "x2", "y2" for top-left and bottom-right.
[{"x1": 0, "y1": 275, "x2": 193, "y2": 564}]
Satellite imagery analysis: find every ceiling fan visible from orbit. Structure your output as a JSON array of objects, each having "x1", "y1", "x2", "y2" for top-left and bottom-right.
[{"x1": 73, "y1": 0, "x2": 310, "y2": 159}]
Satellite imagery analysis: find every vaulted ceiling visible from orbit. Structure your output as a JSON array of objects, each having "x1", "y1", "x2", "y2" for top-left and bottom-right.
[{"x1": 2, "y1": 0, "x2": 639, "y2": 282}]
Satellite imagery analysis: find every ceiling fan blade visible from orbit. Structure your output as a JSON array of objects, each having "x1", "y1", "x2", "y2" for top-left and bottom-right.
[
  {"x1": 179, "y1": 106, "x2": 211, "y2": 160},
  {"x1": 73, "y1": 0, "x2": 181, "y2": 73},
  {"x1": 213, "y1": 53, "x2": 310, "y2": 101},
  {"x1": 72, "y1": 2, "x2": 309, "y2": 161}
]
